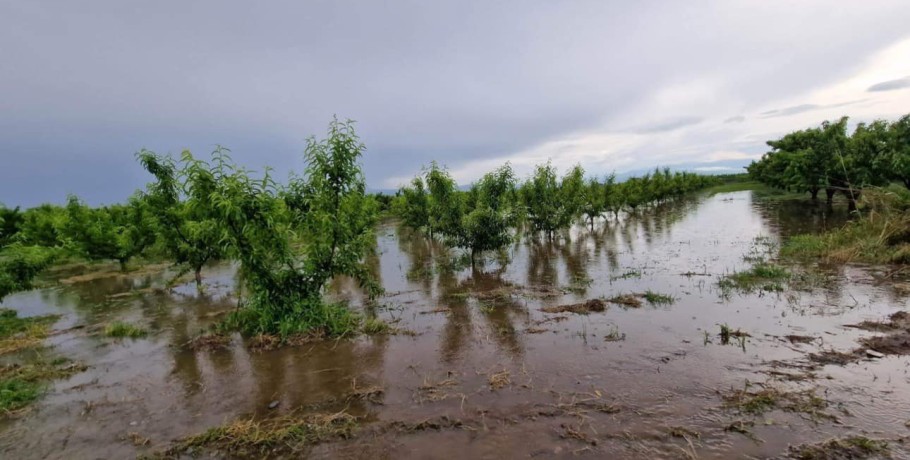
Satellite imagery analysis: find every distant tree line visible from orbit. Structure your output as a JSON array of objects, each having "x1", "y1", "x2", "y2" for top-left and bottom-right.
[{"x1": 392, "y1": 162, "x2": 720, "y2": 266}]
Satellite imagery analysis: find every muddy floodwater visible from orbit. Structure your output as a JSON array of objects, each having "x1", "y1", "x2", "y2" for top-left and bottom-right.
[{"x1": 4, "y1": 190, "x2": 910, "y2": 459}]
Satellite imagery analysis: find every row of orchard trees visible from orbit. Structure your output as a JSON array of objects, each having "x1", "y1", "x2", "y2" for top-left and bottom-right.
[
  {"x1": 748, "y1": 113, "x2": 910, "y2": 209},
  {"x1": 0, "y1": 119, "x2": 381, "y2": 337},
  {"x1": 393, "y1": 162, "x2": 719, "y2": 266}
]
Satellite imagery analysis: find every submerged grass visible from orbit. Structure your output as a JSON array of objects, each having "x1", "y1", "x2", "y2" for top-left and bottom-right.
[
  {"x1": 0, "y1": 308, "x2": 60, "y2": 355},
  {"x1": 719, "y1": 263, "x2": 791, "y2": 293},
  {"x1": 565, "y1": 274, "x2": 593, "y2": 294},
  {"x1": 642, "y1": 290, "x2": 675, "y2": 305},
  {"x1": 607, "y1": 294, "x2": 643, "y2": 308},
  {"x1": 541, "y1": 299, "x2": 607, "y2": 314},
  {"x1": 722, "y1": 383, "x2": 830, "y2": 420},
  {"x1": 1, "y1": 357, "x2": 87, "y2": 415},
  {"x1": 103, "y1": 321, "x2": 148, "y2": 338},
  {"x1": 362, "y1": 317, "x2": 392, "y2": 335},
  {"x1": 166, "y1": 411, "x2": 359, "y2": 457},
  {"x1": 788, "y1": 436, "x2": 889, "y2": 460}
]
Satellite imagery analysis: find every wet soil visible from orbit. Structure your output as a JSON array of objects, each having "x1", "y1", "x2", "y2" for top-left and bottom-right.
[{"x1": 2, "y1": 191, "x2": 910, "y2": 459}]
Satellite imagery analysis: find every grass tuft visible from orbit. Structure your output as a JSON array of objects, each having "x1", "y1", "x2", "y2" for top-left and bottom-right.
[
  {"x1": 722, "y1": 383, "x2": 831, "y2": 420},
  {"x1": 167, "y1": 411, "x2": 359, "y2": 457},
  {"x1": 1, "y1": 358, "x2": 87, "y2": 414},
  {"x1": 642, "y1": 290, "x2": 674, "y2": 305},
  {"x1": 0, "y1": 308, "x2": 60, "y2": 355},
  {"x1": 789, "y1": 436, "x2": 889, "y2": 460},
  {"x1": 719, "y1": 263, "x2": 790, "y2": 293},
  {"x1": 103, "y1": 321, "x2": 148, "y2": 338},
  {"x1": 362, "y1": 317, "x2": 392, "y2": 335}
]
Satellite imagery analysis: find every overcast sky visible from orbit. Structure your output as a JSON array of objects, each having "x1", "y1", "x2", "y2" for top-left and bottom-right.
[{"x1": 2, "y1": 1, "x2": 910, "y2": 207}]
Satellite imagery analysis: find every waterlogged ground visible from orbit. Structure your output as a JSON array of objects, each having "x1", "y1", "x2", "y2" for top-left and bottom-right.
[{"x1": 3, "y1": 190, "x2": 910, "y2": 459}]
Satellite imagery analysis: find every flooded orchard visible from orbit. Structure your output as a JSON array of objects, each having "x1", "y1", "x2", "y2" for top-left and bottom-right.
[{"x1": 3, "y1": 190, "x2": 910, "y2": 459}]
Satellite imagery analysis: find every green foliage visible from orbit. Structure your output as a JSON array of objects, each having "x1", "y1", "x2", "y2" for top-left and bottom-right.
[
  {"x1": 0, "y1": 375, "x2": 41, "y2": 413},
  {"x1": 602, "y1": 173, "x2": 622, "y2": 217},
  {"x1": 749, "y1": 112, "x2": 910, "y2": 207},
  {"x1": 580, "y1": 178, "x2": 604, "y2": 230},
  {"x1": 196, "y1": 119, "x2": 379, "y2": 337},
  {"x1": 0, "y1": 245, "x2": 57, "y2": 302},
  {"x1": 137, "y1": 149, "x2": 224, "y2": 287},
  {"x1": 59, "y1": 194, "x2": 156, "y2": 270},
  {"x1": 521, "y1": 162, "x2": 576, "y2": 239},
  {"x1": 395, "y1": 163, "x2": 519, "y2": 267},
  {"x1": 396, "y1": 177, "x2": 431, "y2": 233},
  {"x1": 16, "y1": 204, "x2": 66, "y2": 247},
  {"x1": 425, "y1": 162, "x2": 464, "y2": 240},
  {"x1": 888, "y1": 114, "x2": 910, "y2": 189},
  {"x1": 455, "y1": 165, "x2": 517, "y2": 264},
  {"x1": 0, "y1": 206, "x2": 23, "y2": 247},
  {"x1": 396, "y1": 161, "x2": 719, "y2": 260},
  {"x1": 298, "y1": 119, "x2": 379, "y2": 295}
]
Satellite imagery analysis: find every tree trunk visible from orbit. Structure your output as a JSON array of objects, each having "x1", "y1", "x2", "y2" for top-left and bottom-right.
[
  {"x1": 809, "y1": 187, "x2": 819, "y2": 200},
  {"x1": 845, "y1": 190, "x2": 860, "y2": 212},
  {"x1": 825, "y1": 188, "x2": 836, "y2": 204},
  {"x1": 119, "y1": 259, "x2": 128, "y2": 272},
  {"x1": 194, "y1": 267, "x2": 203, "y2": 288}
]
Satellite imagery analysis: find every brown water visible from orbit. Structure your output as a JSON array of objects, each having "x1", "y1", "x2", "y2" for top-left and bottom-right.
[{"x1": 2, "y1": 190, "x2": 909, "y2": 459}]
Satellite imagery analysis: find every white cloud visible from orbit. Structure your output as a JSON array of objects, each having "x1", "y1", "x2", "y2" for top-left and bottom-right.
[{"x1": 382, "y1": 34, "x2": 910, "y2": 189}]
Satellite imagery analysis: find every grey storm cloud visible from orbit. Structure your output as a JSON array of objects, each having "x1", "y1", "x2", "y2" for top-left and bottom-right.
[
  {"x1": 2, "y1": 1, "x2": 910, "y2": 206},
  {"x1": 759, "y1": 100, "x2": 866, "y2": 119},
  {"x1": 868, "y1": 76, "x2": 910, "y2": 92},
  {"x1": 760, "y1": 104, "x2": 820, "y2": 117},
  {"x1": 628, "y1": 116, "x2": 704, "y2": 134}
]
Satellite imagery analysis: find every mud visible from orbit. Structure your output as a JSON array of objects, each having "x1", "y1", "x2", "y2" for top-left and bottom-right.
[{"x1": 2, "y1": 191, "x2": 910, "y2": 459}]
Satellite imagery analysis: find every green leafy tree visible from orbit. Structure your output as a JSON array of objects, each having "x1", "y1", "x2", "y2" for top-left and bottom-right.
[
  {"x1": 559, "y1": 164, "x2": 586, "y2": 223},
  {"x1": 0, "y1": 205, "x2": 23, "y2": 246},
  {"x1": 208, "y1": 119, "x2": 380, "y2": 337},
  {"x1": 425, "y1": 163, "x2": 464, "y2": 241},
  {"x1": 521, "y1": 162, "x2": 562, "y2": 240},
  {"x1": 397, "y1": 176, "x2": 431, "y2": 235},
  {"x1": 889, "y1": 114, "x2": 910, "y2": 189},
  {"x1": 17, "y1": 204, "x2": 66, "y2": 247},
  {"x1": 0, "y1": 244, "x2": 57, "y2": 303},
  {"x1": 60, "y1": 195, "x2": 156, "y2": 270},
  {"x1": 455, "y1": 164, "x2": 517, "y2": 267},
  {"x1": 602, "y1": 173, "x2": 622, "y2": 218},
  {"x1": 298, "y1": 119, "x2": 380, "y2": 296},
  {"x1": 138, "y1": 149, "x2": 224, "y2": 288},
  {"x1": 580, "y1": 177, "x2": 604, "y2": 231},
  {"x1": 749, "y1": 113, "x2": 910, "y2": 208}
]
